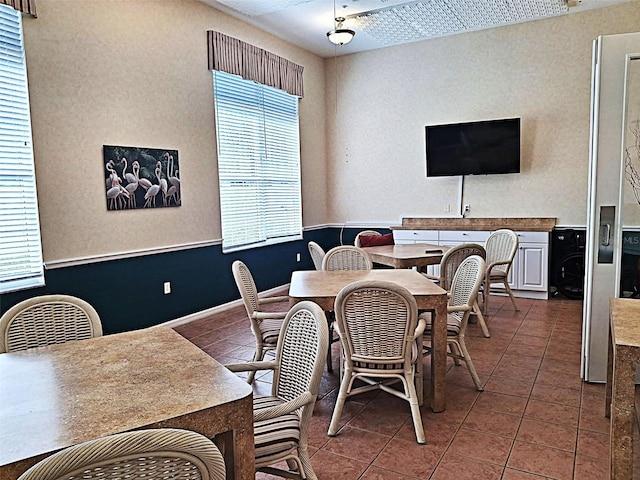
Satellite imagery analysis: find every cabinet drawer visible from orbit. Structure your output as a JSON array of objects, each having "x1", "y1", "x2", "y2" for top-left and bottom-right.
[
  {"x1": 393, "y1": 230, "x2": 439, "y2": 242},
  {"x1": 439, "y1": 230, "x2": 489, "y2": 243},
  {"x1": 515, "y1": 231, "x2": 549, "y2": 244}
]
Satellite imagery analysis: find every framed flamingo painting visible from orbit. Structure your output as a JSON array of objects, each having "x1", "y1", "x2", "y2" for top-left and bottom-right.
[{"x1": 103, "y1": 145, "x2": 181, "y2": 210}]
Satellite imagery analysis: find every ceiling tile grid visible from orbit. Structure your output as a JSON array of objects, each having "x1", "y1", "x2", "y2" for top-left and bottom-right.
[
  {"x1": 216, "y1": 0, "x2": 313, "y2": 17},
  {"x1": 202, "y1": 0, "x2": 634, "y2": 57},
  {"x1": 354, "y1": 0, "x2": 570, "y2": 45}
]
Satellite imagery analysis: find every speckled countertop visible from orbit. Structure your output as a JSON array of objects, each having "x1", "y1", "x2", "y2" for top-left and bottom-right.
[
  {"x1": 392, "y1": 217, "x2": 556, "y2": 232},
  {"x1": 608, "y1": 298, "x2": 640, "y2": 479},
  {"x1": 0, "y1": 327, "x2": 254, "y2": 480}
]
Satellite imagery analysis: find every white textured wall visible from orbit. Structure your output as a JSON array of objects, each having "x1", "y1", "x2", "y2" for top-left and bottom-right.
[
  {"x1": 23, "y1": 0, "x2": 327, "y2": 263},
  {"x1": 326, "y1": 3, "x2": 640, "y2": 227},
  {"x1": 22, "y1": 0, "x2": 640, "y2": 264}
]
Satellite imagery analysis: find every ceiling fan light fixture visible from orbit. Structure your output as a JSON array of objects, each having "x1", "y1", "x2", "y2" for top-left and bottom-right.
[{"x1": 327, "y1": 17, "x2": 355, "y2": 45}]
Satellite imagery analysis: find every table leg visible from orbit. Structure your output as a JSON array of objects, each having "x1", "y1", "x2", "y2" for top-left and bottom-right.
[
  {"x1": 159, "y1": 395, "x2": 254, "y2": 480},
  {"x1": 605, "y1": 321, "x2": 613, "y2": 419},
  {"x1": 430, "y1": 299, "x2": 448, "y2": 412},
  {"x1": 610, "y1": 345, "x2": 636, "y2": 480}
]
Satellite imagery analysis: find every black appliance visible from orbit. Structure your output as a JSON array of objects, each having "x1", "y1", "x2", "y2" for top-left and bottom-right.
[{"x1": 550, "y1": 228, "x2": 586, "y2": 300}]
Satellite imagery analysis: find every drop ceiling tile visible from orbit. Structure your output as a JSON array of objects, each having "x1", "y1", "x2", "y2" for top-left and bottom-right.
[
  {"x1": 216, "y1": 0, "x2": 314, "y2": 17},
  {"x1": 355, "y1": 0, "x2": 570, "y2": 45}
]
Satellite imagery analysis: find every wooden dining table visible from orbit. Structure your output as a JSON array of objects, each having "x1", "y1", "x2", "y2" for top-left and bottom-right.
[
  {"x1": 288, "y1": 269, "x2": 448, "y2": 412},
  {"x1": 361, "y1": 243, "x2": 448, "y2": 269},
  {"x1": 0, "y1": 327, "x2": 254, "y2": 480},
  {"x1": 605, "y1": 298, "x2": 640, "y2": 479}
]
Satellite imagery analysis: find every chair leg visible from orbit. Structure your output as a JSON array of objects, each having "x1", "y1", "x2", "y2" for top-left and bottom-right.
[
  {"x1": 483, "y1": 281, "x2": 490, "y2": 315},
  {"x1": 455, "y1": 339, "x2": 484, "y2": 391},
  {"x1": 449, "y1": 341, "x2": 462, "y2": 365},
  {"x1": 472, "y1": 300, "x2": 490, "y2": 338},
  {"x1": 328, "y1": 369, "x2": 351, "y2": 436},
  {"x1": 327, "y1": 319, "x2": 334, "y2": 373},
  {"x1": 503, "y1": 279, "x2": 519, "y2": 311},
  {"x1": 414, "y1": 348, "x2": 424, "y2": 407},
  {"x1": 405, "y1": 376, "x2": 426, "y2": 444},
  {"x1": 298, "y1": 446, "x2": 318, "y2": 480}
]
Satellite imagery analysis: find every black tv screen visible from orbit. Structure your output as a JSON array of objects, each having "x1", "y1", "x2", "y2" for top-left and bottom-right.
[{"x1": 425, "y1": 117, "x2": 521, "y2": 177}]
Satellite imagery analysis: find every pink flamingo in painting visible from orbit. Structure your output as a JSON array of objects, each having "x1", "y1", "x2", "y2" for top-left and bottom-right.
[
  {"x1": 167, "y1": 154, "x2": 180, "y2": 205},
  {"x1": 105, "y1": 160, "x2": 129, "y2": 210},
  {"x1": 143, "y1": 163, "x2": 162, "y2": 208},
  {"x1": 156, "y1": 161, "x2": 168, "y2": 206},
  {"x1": 123, "y1": 160, "x2": 140, "y2": 208},
  {"x1": 106, "y1": 171, "x2": 129, "y2": 210}
]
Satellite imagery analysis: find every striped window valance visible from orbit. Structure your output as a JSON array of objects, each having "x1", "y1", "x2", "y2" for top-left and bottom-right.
[
  {"x1": 207, "y1": 30, "x2": 303, "y2": 98},
  {"x1": 0, "y1": 0, "x2": 36, "y2": 17}
]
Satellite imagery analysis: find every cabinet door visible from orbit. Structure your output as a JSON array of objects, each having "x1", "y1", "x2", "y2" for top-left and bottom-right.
[{"x1": 517, "y1": 243, "x2": 548, "y2": 291}]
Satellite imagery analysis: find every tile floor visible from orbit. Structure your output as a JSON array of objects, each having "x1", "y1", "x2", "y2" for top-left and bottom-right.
[{"x1": 174, "y1": 294, "x2": 630, "y2": 480}]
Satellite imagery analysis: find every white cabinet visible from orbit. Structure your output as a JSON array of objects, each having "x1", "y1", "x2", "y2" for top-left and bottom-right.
[
  {"x1": 393, "y1": 230, "x2": 439, "y2": 244},
  {"x1": 438, "y1": 230, "x2": 489, "y2": 248},
  {"x1": 393, "y1": 228, "x2": 550, "y2": 299},
  {"x1": 517, "y1": 242, "x2": 549, "y2": 291},
  {"x1": 504, "y1": 231, "x2": 549, "y2": 299}
]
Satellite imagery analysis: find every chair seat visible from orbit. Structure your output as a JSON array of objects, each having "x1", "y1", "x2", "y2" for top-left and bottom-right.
[
  {"x1": 259, "y1": 319, "x2": 284, "y2": 346},
  {"x1": 254, "y1": 395, "x2": 301, "y2": 462},
  {"x1": 488, "y1": 270, "x2": 508, "y2": 281},
  {"x1": 419, "y1": 312, "x2": 461, "y2": 336}
]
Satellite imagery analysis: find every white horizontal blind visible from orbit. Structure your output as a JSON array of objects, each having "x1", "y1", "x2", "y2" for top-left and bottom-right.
[
  {"x1": 213, "y1": 70, "x2": 302, "y2": 252},
  {"x1": 0, "y1": 4, "x2": 44, "y2": 293}
]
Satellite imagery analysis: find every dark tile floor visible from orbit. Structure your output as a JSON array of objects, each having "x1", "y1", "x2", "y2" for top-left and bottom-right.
[{"x1": 174, "y1": 294, "x2": 628, "y2": 479}]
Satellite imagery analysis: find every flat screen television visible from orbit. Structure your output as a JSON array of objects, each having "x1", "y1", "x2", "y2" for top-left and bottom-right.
[{"x1": 425, "y1": 117, "x2": 521, "y2": 177}]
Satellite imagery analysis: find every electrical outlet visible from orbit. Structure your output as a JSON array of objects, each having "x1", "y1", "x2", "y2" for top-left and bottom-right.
[
  {"x1": 296, "y1": 252, "x2": 301, "y2": 262},
  {"x1": 443, "y1": 204, "x2": 450, "y2": 213},
  {"x1": 163, "y1": 281, "x2": 171, "y2": 294}
]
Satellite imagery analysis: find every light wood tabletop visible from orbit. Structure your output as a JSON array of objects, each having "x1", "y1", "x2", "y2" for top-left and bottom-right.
[
  {"x1": 0, "y1": 327, "x2": 254, "y2": 480},
  {"x1": 361, "y1": 243, "x2": 448, "y2": 269},
  {"x1": 288, "y1": 269, "x2": 448, "y2": 412}
]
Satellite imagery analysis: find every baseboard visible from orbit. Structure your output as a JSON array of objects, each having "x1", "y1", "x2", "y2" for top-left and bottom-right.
[{"x1": 490, "y1": 289, "x2": 549, "y2": 300}]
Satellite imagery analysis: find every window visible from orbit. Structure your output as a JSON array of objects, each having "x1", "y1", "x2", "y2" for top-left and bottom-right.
[
  {"x1": 213, "y1": 70, "x2": 302, "y2": 252},
  {"x1": 0, "y1": 4, "x2": 44, "y2": 293}
]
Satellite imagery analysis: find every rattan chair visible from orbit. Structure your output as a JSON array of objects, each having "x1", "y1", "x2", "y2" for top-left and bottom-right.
[
  {"x1": 328, "y1": 280, "x2": 427, "y2": 444},
  {"x1": 226, "y1": 301, "x2": 329, "y2": 480},
  {"x1": 483, "y1": 229, "x2": 519, "y2": 314},
  {"x1": 322, "y1": 245, "x2": 373, "y2": 271},
  {"x1": 308, "y1": 241, "x2": 325, "y2": 270},
  {"x1": 354, "y1": 230, "x2": 381, "y2": 247},
  {"x1": 17, "y1": 428, "x2": 226, "y2": 480},
  {"x1": 0, "y1": 294, "x2": 102, "y2": 353},
  {"x1": 423, "y1": 243, "x2": 490, "y2": 338},
  {"x1": 421, "y1": 255, "x2": 486, "y2": 391},
  {"x1": 321, "y1": 245, "x2": 373, "y2": 372},
  {"x1": 232, "y1": 260, "x2": 289, "y2": 384}
]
